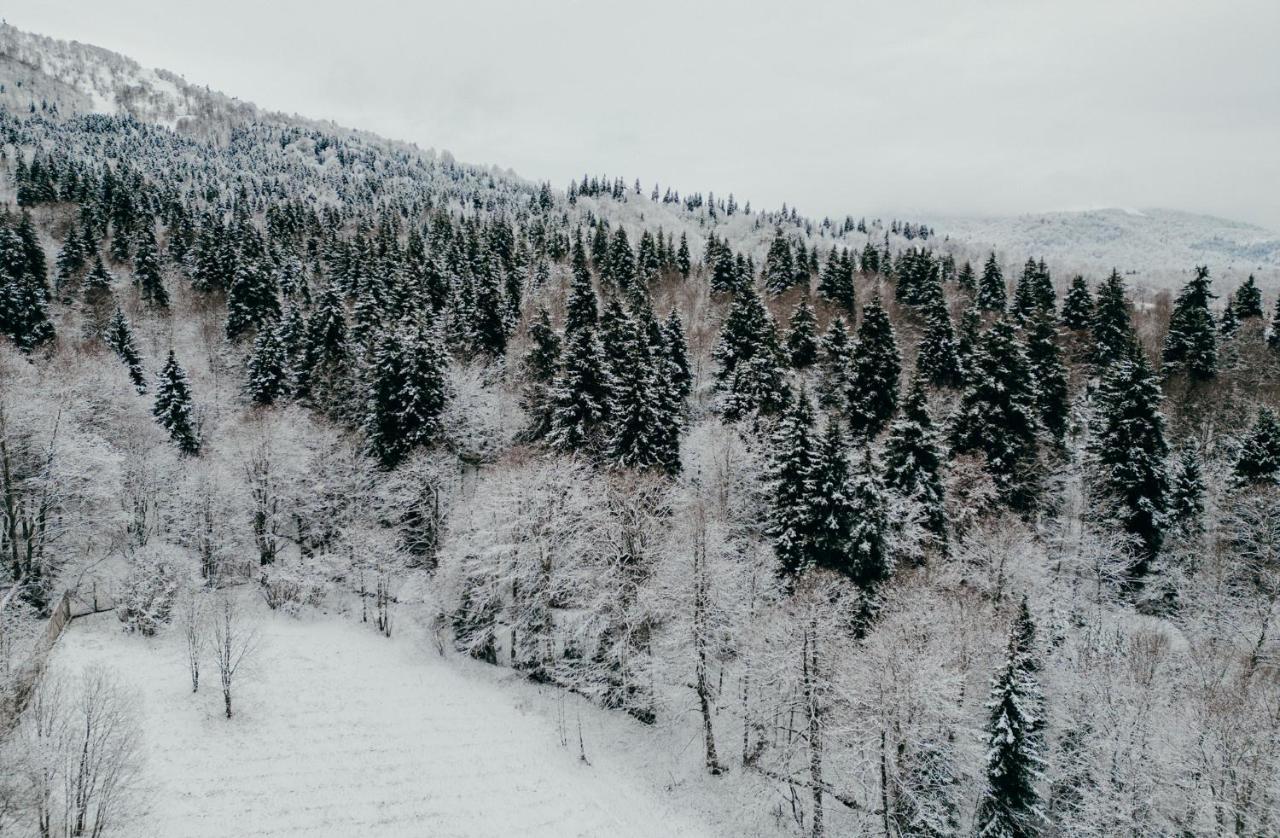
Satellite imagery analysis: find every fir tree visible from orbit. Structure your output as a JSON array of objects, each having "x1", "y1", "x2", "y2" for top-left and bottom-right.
[
  {"x1": 1059, "y1": 276, "x2": 1093, "y2": 331},
  {"x1": 951, "y1": 319, "x2": 1041, "y2": 511},
  {"x1": 817, "y1": 247, "x2": 855, "y2": 312},
  {"x1": 83, "y1": 254, "x2": 113, "y2": 303},
  {"x1": 1162, "y1": 266, "x2": 1217, "y2": 381},
  {"x1": 1089, "y1": 349, "x2": 1169, "y2": 570},
  {"x1": 816, "y1": 317, "x2": 852, "y2": 410},
  {"x1": 246, "y1": 322, "x2": 289, "y2": 406},
  {"x1": 1219, "y1": 297, "x2": 1239, "y2": 338},
  {"x1": 663, "y1": 309, "x2": 693, "y2": 403},
  {"x1": 470, "y1": 252, "x2": 508, "y2": 357},
  {"x1": 547, "y1": 325, "x2": 609, "y2": 451},
  {"x1": 0, "y1": 221, "x2": 54, "y2": 350},
  {"x1": 225, "y1": 242, "x2": 279, "y2": 341},
  {"x1": 676, "y1": 232, "x2": 691, "y2": 279},
  {"x1": 524, "y1": 306, "x2": 561, "y2": 384},
  {"x1": 1167, "y1": 444, "x2": 1205, "y2": 537},
  {"x1": 1234, "y1": 275, "x2": 1263, "y2": 319},
  {"x1": 1233, "y1": 408, "x2": 1280, "y2": 485},
  {"x1": 104, "y1": 307, "x2": 146, "y2": 393},
  {"x1": 769, "y1": 391, "x2": 817, "y2": 579},
  {"x1": 956, "y1": 260, "x2": 977, "y2": 293},
  {"x1": 608, "y1": 315, "x2": 675, "y2": 471},
  {"x1": 365, "y1": 318, "x2": 448, "y2": 468},
  {"x1": 884, "y1": 369, "x2": 946, "y2": 540},
  {"x1": 785, "y1": 298, "x2": 819, "y2": 369},
  {"x1": 976, "y1": 252, "x2": 1006, "y2": 313},
  {"x1": 1011, "y1": 258, "x2": 1054, "y2": 320},
  {"x1": 845, "y1": 446, "x2": 892, "y2": 591},
  {"x1": 133, "y1": 224, "x2": 168, "y2": 308},
  {"x1": 763, "y1": 229, "x2": 795, "y2": 295},
  {"x1": 1091, "y1": 270, "x2": 1135, "y2": 367},
  {"x1": 974, "y1": 613, "x2": 1047, "y2": 838},
  {"x1": 809, "y1": 417, "x2": 854, "y2": 574},
  {"x1": 1269, "y1": 297, "x2": 1280, "y2": 352},
  {"x1": 1024, "y1": 315, "x2": 1069, "y2": 442},
  {"x1": 917, "y1": 301, "x2": 963, "y2": 389},
  {"x1": 714, "y1": 287, "x2": 788, "y2": 419},
  {"x1": 153, "y1": 350, "x2": 200, "y2": 455},
  {"x1": 846, "y1": 298, "x2": 901, "y2": 438},
  {"x1": 565, "y1": 253, "x2": 599, "y2": 336}
]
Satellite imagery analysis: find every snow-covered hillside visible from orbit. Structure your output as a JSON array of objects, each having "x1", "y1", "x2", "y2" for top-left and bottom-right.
[
  {"x1": 926, "y1": 208, "x2": 1280, "y2": 289},
  {"x1": 49, "y1": 607, "x2": 767, "y2": 838}
]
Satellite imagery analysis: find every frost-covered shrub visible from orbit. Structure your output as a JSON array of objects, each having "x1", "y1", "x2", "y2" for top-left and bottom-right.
[
  {"x1": 116, "y1": 547, "x2": 184, "y2": 635},
  {"x1": 258, "y1": 557, "x2": 331, "y2": 614},
  {"x1": 442, "y1": 363, "x2": 524, "y2": 464}
]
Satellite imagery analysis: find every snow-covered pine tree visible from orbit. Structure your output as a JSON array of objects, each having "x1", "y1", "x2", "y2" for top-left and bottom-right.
[
  {"x1": 1234, "y1": 274, "x2": 1264, "y2": 319},
  {"x1": 884, "y1": 368, "x2": 946, "y2": 540},
  {"x1": 132, "y1": 223, "x2": 168, "y2": 308},
  {"x1": 608, "y1": 314, "x2": 672, "y2": 471},
  {"x1": 0, "y1": 219, "x2": 54, "y2": 350},
  {"x1": 1269, "y1": 297, "x2": 1280, "y2": 352},
  {"x1": 676, "y1": 232, "x2": 691, "y2": 278},
  {"x1": 153, "y1": 350, "x2": 200, "y2": 455},
  {"x1": 956, "y1": 260, "x2": 976, "y2": 293},
  {"x1": 1167, "y1": 444, "x2": 1206, "y2": 537},
  {"x1": 976, "y1": 252, "x2": 1006, "y2": 313},
  {"x1": 763, "y1": 228, "x2": 795, "y2": 295},
  {"x1": 1089, "y1": 347, "x2": 1169, "y2": 572},
  {"x1": 83, "y1": 253, "x2": 113, "y2": 302},
  {"x1": 846, "y1": 445, "x2": 892, "y2": 592},
  {"x1": 1218, "y1": 296, "x2": 1239, "y2": 338},
  {"x1": 470, "y1": 249, "x2": 508, "y2": 357},
  {"x1": 1059, "y1": 275, "x2": 1093, "y2": 331},
  {"x1": 1011, "y1": 258, "x2": 1054, "y2": 320},
  {"x1": 225, "y1": 232, "x2": 280, "y2": 341},
  {"x1": 1161, "y1": 265, "x2": 1217, "y2": 381},
  {"x1": 769, "y1": 390, "x2": 817, "y2": 580},
  {"x1": 846, "y1": 298, "x2": 901, "y2": 438},
  {"x1": 714, "y1": 286, "x2": 788, "y2": 419},
  {"x1": 809, "y1": 417, "x2": 854, "y2": 574},
  {"x1": 951, "y1": 319, "x2": 1040, "y2": 511},
  {"x1": 1233, "y1": 407, "x2": 1280, "y2": 485},
  {"x1": 973, "y1": 610, "x2": 1047, "y2": 838},
  {"x1": 916, "y1": 299, "x2": 963, "y2": 389},
  {"x1": 1024, "y1": 314, "x2": 1069, "y2": 443},
  {"x1": 786, "y1": 297, "x2": 819, "y2": 369},
  {"x1": 365, "y1": 318, "x2": 448, "y2": 468},
  {"x1": 104, "y1": 307, "x2": 146, "y2": 393},
  {"x1": 663, "y1": 309, "x2": 692, "y2": 404},
  {"x1": 565, "y1": 247, "x2": 599, "y2": 336},
  {"x1": 1091, "y1": 269, "x2": 1135, "y2": 367},
  {"x1": 246, "y1": 322, "x2": 288, "y2": 406},
  {"x1": 816, "y1": 316, "x2": 852, "y2": 410},
  {"x1": 817, "y1": 246, "x2": 855, "y2": 312},
  {"x1": 547, "y1": 324, "x2": 609, "y2": 452}
]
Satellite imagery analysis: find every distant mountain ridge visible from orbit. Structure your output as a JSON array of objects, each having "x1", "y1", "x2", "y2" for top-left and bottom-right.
[{"x1": 924, "y1": 208, "x2": 1280, "y2": 289}]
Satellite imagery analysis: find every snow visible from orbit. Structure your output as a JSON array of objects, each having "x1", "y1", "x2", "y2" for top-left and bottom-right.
[{"x1": 49, "y1": 608, "x2": 721, "y2": 838}]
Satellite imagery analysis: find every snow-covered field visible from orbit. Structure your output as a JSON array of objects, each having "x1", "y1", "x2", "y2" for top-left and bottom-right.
[{"x1": 49, "y1": 609, "x2": 730, "y2": 838}]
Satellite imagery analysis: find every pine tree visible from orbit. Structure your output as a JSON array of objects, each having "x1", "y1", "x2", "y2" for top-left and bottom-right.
[
  {"x1": 1269, "y1": 297, "x2": 1280, "y2": 352},
  {"x1": 133, "y1": 224, "x2": 168, "y2": 308},
  {"x1": 84, "y1": 254, "x2": 113, "y2": 303},
  {"x1": 548, "y1": 325, "x2": 609, "y2": 451},
  {"x1": 845, "y1": 446, "x2": 892, "y2": 590},
  {"x1": 565, "y1": 252, "x2": 599, "y2": 336},
  {"x1": 676, "y1": 232, "x2": 691, "y2": 279},
  {"x1": 1024, "y1": 315, "x2": 1069, "y2": 443},
  {"x1": 951, "y1": 319, "x2": 1040, "y2": 510},
  {"x1": 714, "y1": 287, "x2": 789, "y2": 419},
  {"x1": 524, "y1": 306, "x2": 561, "y2": 384},
  {"x1": 0, "y1": 221, "x2": 54, "y2": 350},
  {"x1": 663, "y1": 309, "x2": 693, "y2": 403},
  {"x1": 1091, "y1": 270, "x2": 1135, "y2": 367},
  {"x1": 809, "y1": 417, "x2": 854, "y2": 574},
  {"x1": 608, "y1": 315, "x2": 674, "y2": 471},
  {"x1": 470, "y1": 252, "x2": 509, "y2": 357},
  {"x1": 974, "y1": 613, "x2": 1047, "y2": 838},
  {"x1": 916, "y1": 301, "x2": 963, "y2": 389},
  {"x1": 763, "y1": 229, "x2": 795, "y2": 295},
  {"x1": 1233, "y1": 408, "x2": 1280, "y2": 485},
  {"x1": 1089, "y1": 349, "x2": 1169, "y2": 570},
  {"x1": 817, "y1": 246, "x2": 855, "y2": 312},
  {"x1": 226, "y1": 233, "x2": 280, "y2": 341},
  {"x1": 104, "y1": 307, "x2": 146, "y2": 393},
  {"x1": 1059, "y1": 276, "x2": 1093, "y2": 331},
  {"x1": 1219, "y1": 296, "x2": 1239, "y2": 338},
  {"x1": 884, "y1": 370, "x2": 946, "y2": 540},
  {"x1": 816, "y1": 317, "x2": 852, "y2": 410},
  {"x1": 846, "y1": 298, "x2": 901, "y2": 438},
  {"x1": 153, "y1": 350, "x2": 200, "y2": 455},
  {"x1": 365, "y1": 318, "x2": 448, "y2": 468},
  {"x1": 1167, "y1": 444, "x2": 1205, "y2": 537},
  {"x1": 976, "y1": 252, "x2": 1006, "y2": 313},
  {"x1": 786, "y1": 298, "x2": 819, "y2": 369},
  {"x1": 769, "y1": 391, "x2": 817, "y2": 579},
  {"x1": 1234, "y1": 275, "x2": 1263, "y2": 319},
  {"x1": 1011, "y1": 258, "x2": 1054, "y2": 320},
  {"x1": 246, "y1": 322, "x2": 288, "y2": 405},
  {"x1": 956, "y1": 261, "x2": 977, "y2": 293},
  {"x1": 1162, "y1": 266, "x2": 1217, "y2": 381}
]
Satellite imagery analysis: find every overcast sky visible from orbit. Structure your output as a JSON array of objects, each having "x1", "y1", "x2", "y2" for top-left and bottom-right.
[{"x1": 11, "y1": 1, "x2": 1280, "y2": 229}]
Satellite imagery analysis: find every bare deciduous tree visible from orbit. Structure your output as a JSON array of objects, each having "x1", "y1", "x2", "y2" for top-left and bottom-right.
[{"x1": 207, "y1": 596, "x2": 258, "y2": 719}]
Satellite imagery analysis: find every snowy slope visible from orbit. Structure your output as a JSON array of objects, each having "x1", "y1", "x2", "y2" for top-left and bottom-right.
[
  {"x1": 925, "y1": 208, "x2": 1280, "y2": 288},
  {"x1": 50, "y1": 610, "x2": 729, "y2": 838}
]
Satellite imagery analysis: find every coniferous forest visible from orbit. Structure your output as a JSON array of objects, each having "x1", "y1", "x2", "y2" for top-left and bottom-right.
[{"x1": 2, "y1": 21, "x2": 1280, "y2": 838}]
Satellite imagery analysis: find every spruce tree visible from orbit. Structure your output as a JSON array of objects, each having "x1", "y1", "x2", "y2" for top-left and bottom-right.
[
  {"x1": 785, "y1": 298, "x2": 819, "y2": 369},
  {"x1": 1162, "y1": 266, "x2": 1217, "y2": 381},
  {"x1": 225, "y1": 248, "x2": 280, "y2": 341},
  {"x1": 246, "y1": 322, "x2": 288, "y2": 406},
  {"x1": 84, "y1": 254, "x2": 113, "y2": 303},
  {"x1": 951, "y1": 319, "x2": 1040, "y2": 510},
  {"x1": 916, "y1": 301, "x2": 963, "y2": 389},
  {"x1": 565, "y1": 253, "x2": 598, "y2": 336},
  {"x1": 104, "y1": 307, "x2": 146, "y2": 393},
  {"x1": 976, "y1": 252, "x2": 1006, "y2": 313},
  {"x1": 974, "y1": 613, "x2": 1047, "y2": 838},
  {"x1": 153, "y1": 350, "x2": 200, "y2": 455},
  {"x1": 470, "y1": 252, "x2": 508, "y2": 357},
  {"x1": 884, "y1": 369, "x2": 946, "y2": 539},
  {"x1": 1269, "y1": 298, "x2": 1280, "y2": 352},
  {"x1": 763, "y1": 229, "x2": 795, "y2": 295},
  {"x1": 676, "y1": 232, "x2": 691, "y2": 279},
  {"x1": 1168, "y1": 444, "x2": 1205, "y2": 537},
  {"x1": 133, "y1": 224, "x2": 168, "y2": 308},
  {"x1": 956, "y1": 260, "x2": 977, "y2": 293},
  {"x1": 714, "y1": 287, "x2": 788, "y2": 419},
  {"x1": 846, "y1": 298, "x2": 901, "y2": 438},
  {"x1": 1091, "y1": 270, "x2": 1135, "y2": 367},
  {"x1": 547, "y1": 325, "x2": 609, "y2": 451},
  {"x1": 663, "y1": 309, "x2": 693, "y2": 403},
  {"x1": 0, "y1": 221, "x2": 54, "y2": 350},
  {"x1": 365, "y1": 318, "x2": 448, "y2": 468},
  {"x1": 524, "y1": 306, "x2": 561, "y2": 384},
  {"x1": 816, "y1": 317, "x2": 852, "y2": 410},
  {"x1": 768, "y1": 391, "x2": 817, "y2": 579},
  {"x1": 1218, "y1": 297, "x2": 1239, "y2": 338},
  {"x1": 846, "y1": 446, "x2": 892, "y2": 591},
  {"x1": 1012, "y1": 258, "x2": 1054, "y2": 320},
  {"x1": 1089, "y1": 349, "x2": 1169, "y2": 570},
  {"x1": 1059, "y1": 276, "x2": 1093, "y2": 331},
  {"x1": 817, "y1": 246, "x2": 855, "y2": 312},
  {"x1": 1024, "y1": 315, "x2": 1069, "y2": 443},
  {"x1": 608, "y1": 315, "x2": 673, "y2": 471},
  {"x1": 809, "y1": 417, "x2": 854, "y2": 574},
  {"x1": 1234, "y1": 275, "x2": 1263, "y2": 319},
  {"x1": 1233, "y1": 408, "x2": 1280, "y2": 485}
]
